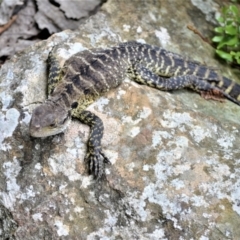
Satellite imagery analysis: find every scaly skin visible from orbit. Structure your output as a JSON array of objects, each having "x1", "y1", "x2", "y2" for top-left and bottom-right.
[{"x1": 29, "y1": 41, "x2": 240, "y2": 179}]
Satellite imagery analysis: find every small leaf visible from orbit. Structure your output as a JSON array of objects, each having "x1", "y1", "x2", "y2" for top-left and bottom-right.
[
  {"x1": 216, "y1": 49, "x2": 233, "y2": 62},
  {"x1": 214, "y1": 26, "x2": 224, "y2": 33},
  {"x1": 212, "y1": 35, "x2": 224, "y2": 42},
  {"x1": 225, "y1": 36, "x2": 239, "y2": 46},
  {"x1": 217, "y1": 36, "x2": 238, "y2": 49},
  {"x1": 225, "y1": 25, "x2": 237, "y2": 35},
  {"x1": 230, "y1": 51, "x2": 240, "y2": 57},
  {"x1": 229, "y1": 5, "x2": 239, "y2": 16},
  {"x1": 231, "y1": 51, "x2": 240, "y2": 64},
  {"x1": 217, "y1": 16, "x2": 225, "y2": 23}
]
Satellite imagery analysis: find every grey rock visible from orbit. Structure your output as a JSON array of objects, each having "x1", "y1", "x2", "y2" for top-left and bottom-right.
[
  {"x1": 0, "y1": 0, "x2": 24, "y2": 25},
  {"x1": 0, "y1": 0, "x2": 38, "y2": 57},
  {"x1": 0, "y1": 203, "x2": 17, "y2": 239},
  {"x1": 35, "y1": 0, "x2": 103, "y2": 34},
  {"x1": 1, "y1": 0, "x2": 240, "y2": 239},
  {"x1": 56, "y1": 0, "x2": 102, "y2": 19}
]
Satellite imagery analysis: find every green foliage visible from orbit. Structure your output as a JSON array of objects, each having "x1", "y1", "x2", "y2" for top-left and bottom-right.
[{"x1": 212, "y1": 5, "x2": 240, "y2": 64}]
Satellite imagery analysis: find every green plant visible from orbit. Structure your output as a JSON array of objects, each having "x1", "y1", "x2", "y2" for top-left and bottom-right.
[{"x1": 212, "y1": 5, "x2": 240, "y2": 64}]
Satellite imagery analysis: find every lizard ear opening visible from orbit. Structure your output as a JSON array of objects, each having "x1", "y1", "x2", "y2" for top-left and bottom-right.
[{"x1": 58, "y1": 110, "x2": 71, "y2": 125}]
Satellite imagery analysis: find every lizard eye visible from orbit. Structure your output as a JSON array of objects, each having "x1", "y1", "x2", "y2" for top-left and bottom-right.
[
  {"x1": 71, "y1": 102, "x2": 78, "y2": 109},
  {"x1": 49, "y1": 123, "x2": 56, "y2": 127}
]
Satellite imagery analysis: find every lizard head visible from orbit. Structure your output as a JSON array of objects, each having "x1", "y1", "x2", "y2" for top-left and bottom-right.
[{"x1": 29, "y1": 101, "x2": 71, "y2": 138}]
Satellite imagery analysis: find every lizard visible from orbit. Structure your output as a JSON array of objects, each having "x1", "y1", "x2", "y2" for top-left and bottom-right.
[{"x1": 29, "y1": 41, "x2": 240, "y2": 180}]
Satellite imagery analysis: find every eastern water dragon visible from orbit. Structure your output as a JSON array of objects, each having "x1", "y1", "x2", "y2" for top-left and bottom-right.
[{"x1": 29, "y1": 41, "x2": 240, "y2": 179}]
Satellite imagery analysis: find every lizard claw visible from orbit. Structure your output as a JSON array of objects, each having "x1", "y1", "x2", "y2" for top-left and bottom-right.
[{"x1": 84, "y1": 148, "x2": 111, "y2": 180}]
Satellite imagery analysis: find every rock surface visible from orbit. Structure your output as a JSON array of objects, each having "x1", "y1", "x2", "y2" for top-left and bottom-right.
[
  {"x1": 34, "y1": 0, "x2": 102, "y2": 34},
  {"x1": 1, "y1": 0, "x2": 240, "y2": 239},
  {"x1": 0, "y1": 0, "x2": 103, "y2": 60}
]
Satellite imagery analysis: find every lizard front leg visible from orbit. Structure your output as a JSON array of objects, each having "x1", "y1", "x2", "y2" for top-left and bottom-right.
[
  {"x1": 78, "y1": 110, "x2": 110, "y2": 180},
  {"x1": 47, "y1": 47, "x2": 64, "y2": 95}
]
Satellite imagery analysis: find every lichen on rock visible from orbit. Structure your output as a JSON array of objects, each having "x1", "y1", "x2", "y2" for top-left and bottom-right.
[{"x1": 0, "y1": 0, "x2": 240, "y2": 239}]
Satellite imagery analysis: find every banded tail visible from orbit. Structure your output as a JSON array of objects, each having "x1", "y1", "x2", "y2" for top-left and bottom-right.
[{"x1": 216, "y1": 76, "x2": 240, "y2": 106}]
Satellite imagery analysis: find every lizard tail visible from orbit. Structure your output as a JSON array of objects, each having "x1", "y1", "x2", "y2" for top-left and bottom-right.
[{"x1": 217, "y1": 76, "x2": 240, "y2": 106}]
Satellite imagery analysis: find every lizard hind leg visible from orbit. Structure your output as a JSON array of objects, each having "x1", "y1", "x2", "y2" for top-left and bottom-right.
[
  {"x1": 78, "y1": 110, "x2": 111, "y2": 180},
  {"x1": 131, "y1": 64, "x2": 221, "y2": 94},
  {"x1": 200, "y1": 89, "x2": 225, "y2": 102}
]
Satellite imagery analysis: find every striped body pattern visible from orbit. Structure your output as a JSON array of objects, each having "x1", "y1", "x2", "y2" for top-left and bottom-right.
[{"x1": 30, "y1": 41, "x2": 240, "y2": 179}]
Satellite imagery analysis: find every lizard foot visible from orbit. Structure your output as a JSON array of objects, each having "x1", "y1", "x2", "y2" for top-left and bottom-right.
[
  {"x1": 84, "y1": 148, "x2": 111, "y2": 180},
  {"x1": 200, "y1": 89, "x2": 225, "y2": 102}
]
